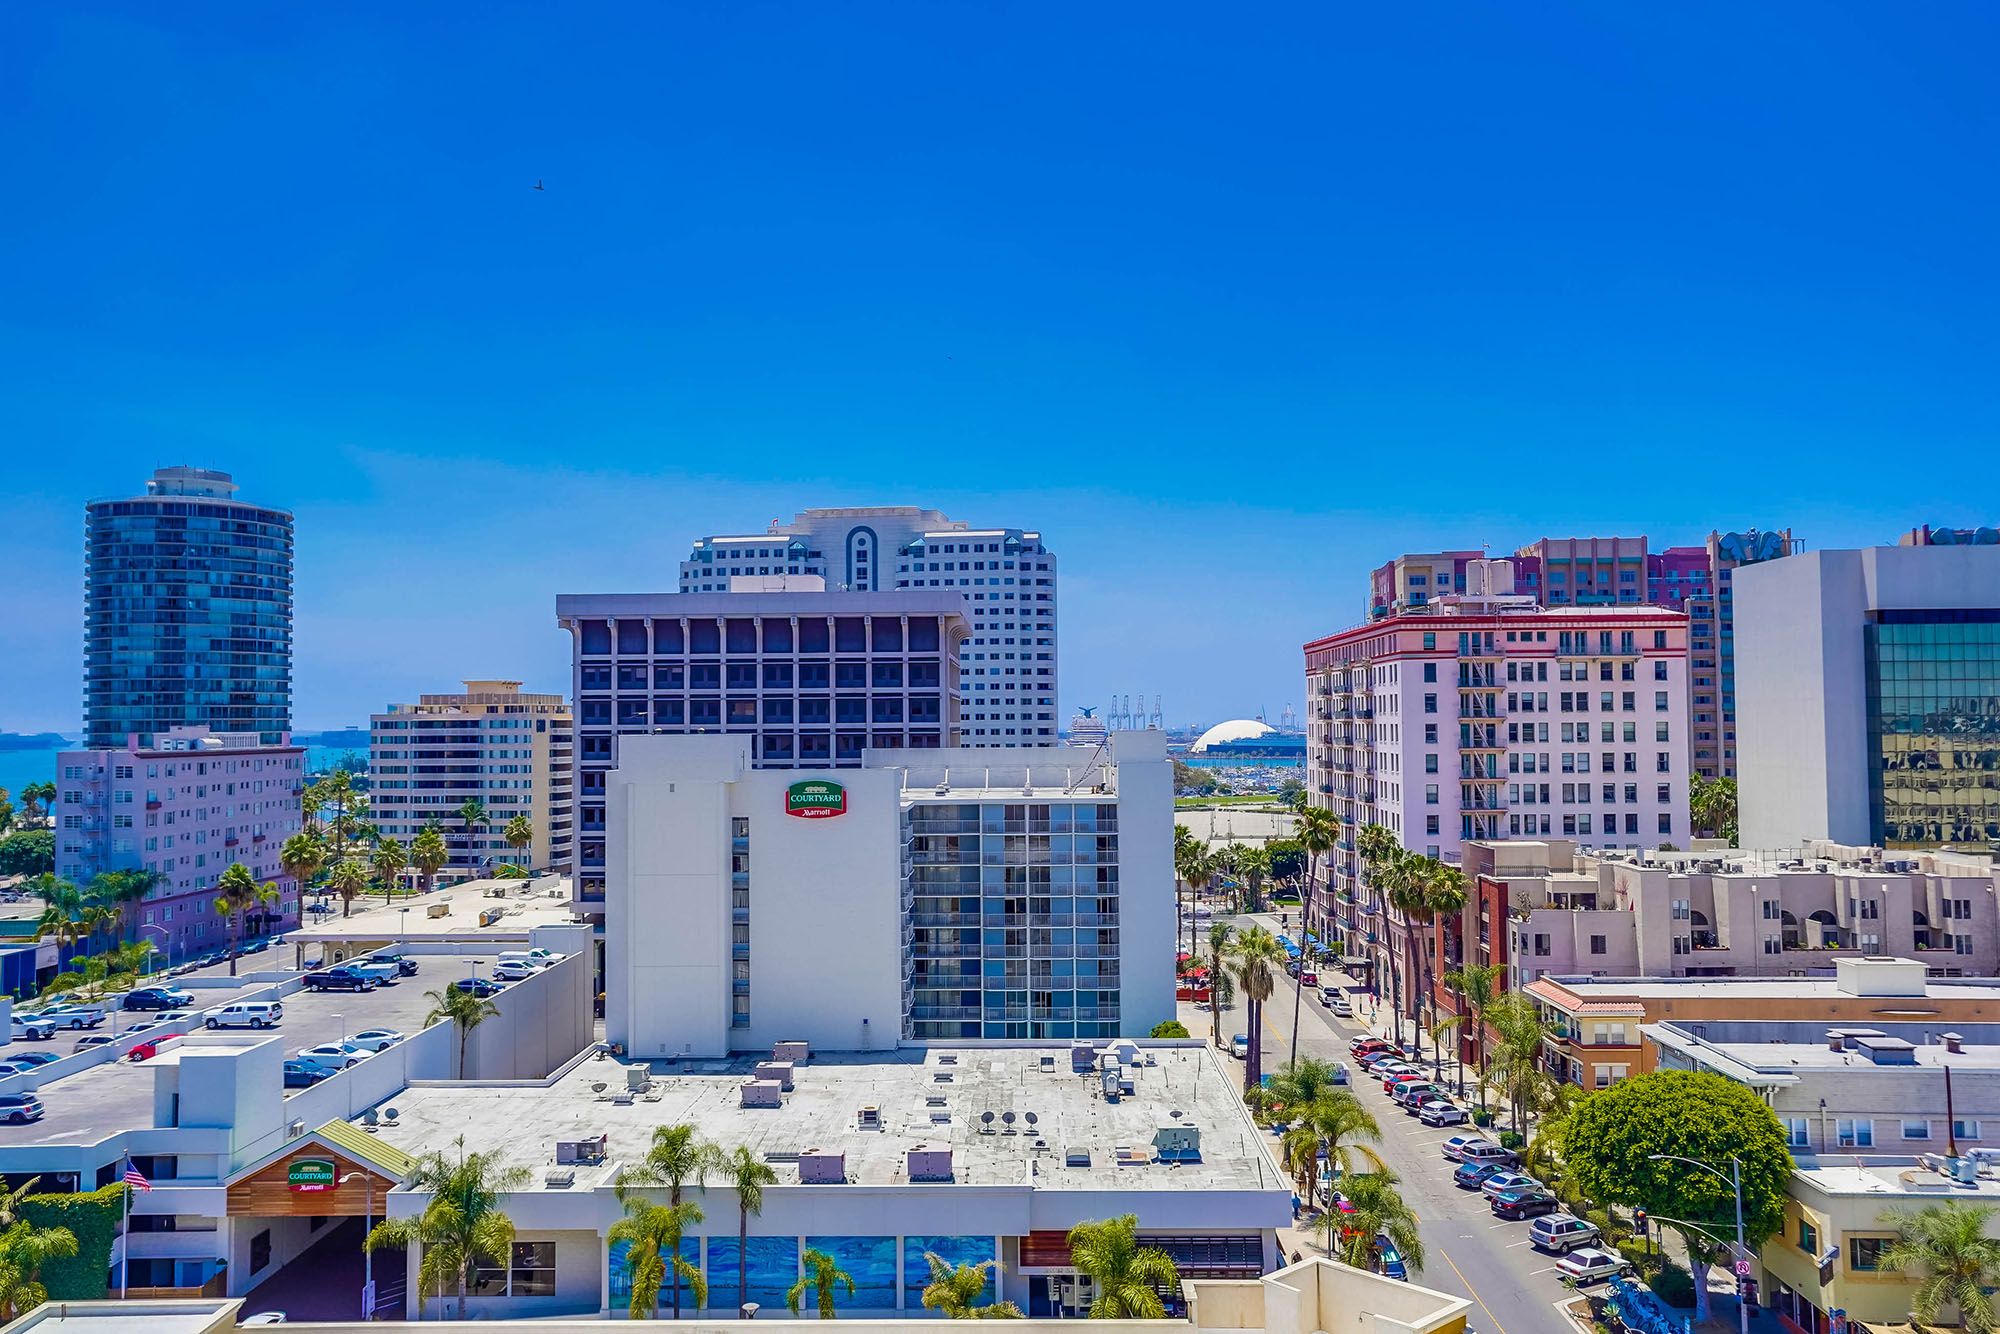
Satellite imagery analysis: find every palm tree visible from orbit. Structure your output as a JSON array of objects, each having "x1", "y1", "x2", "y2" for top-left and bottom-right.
[
  {"x1": 1879, "y1": 1201, "x2": 2000, "y2": 1333},
  {"x1": 17, "y1": 783, "x2": 56, "y2": 827},
  {"x1": 622, "y1": 1125, "x2": 724, "y2": 1315},
  {"x1": 1225, "y1": 926, "x2": 1286, "y2": 1092},
  {"x1": 211, "y1": 863, "x2": 277, "y2": 976},
  {"x1": 1393, "y1": 858, "x2": 1466, "y2": 1076},
  {"x1": 1255, "y1": 1065, "x2": 1384, "y2": 1210},
  {"x1": 424, "y1": 985, "x2": 501, "y2": 1078},
  {"x1": 1313, "y1": 1170, "x2": 1422, "y2": 1275},
  {"x1": 610, "y1": 1191, "x2": 705, "y2": 1319},
  {"x1": 456, "y1": 798, "x2": 490, "y2": 864},
  {"x1": 1432, "y1": 962, "x2": 1504, "y2": 1110},
  {"x1": 326, "y1": 857, "x2": 368, "y2": 918},
  {"x1": 1689, "y1": 774, "x2": 1739, "y2": 845},
  {"x1": 1238, "y1": 845, "x2": 1272, "y2": 917},
  {"x1": 84, "y1": 869, "x2": 159, "y2": 943},
  {"x1": 280, "y1": 829, "x2": 326, "y2": 902},
  {"x1": 1354, "y1": 823, "x2": 1401, "y2": 1037},
  {"x1": 411, "y1": 824, "x2": 450, "y2": 893},
  {"x1": 0, "y1": 1217, "x2": 79, "y2": 1321},
  {"x1": 1066, "y1": 1215, "x2": 1177, "y2": 1318},
  {"x1": 1289, "y1": 805, "x2": 1337, "y2": 1062},
  {"x1": 722, "y1": 1145, "x2": 778, "y2": 1317},
  {"x1": 371, "y1": 837, "x2": 408, "y2": 902},
  {"x1": 364, "y1": 1136, "x2": 527, "y2": 1320},
  {"x1": 786, "y1": 1246, "x2": 855, "y2": 1319},
  {"x1": 1482, "y1": 993, "x2": 1556, "y2": 1134},
  {"x1": 1206, "y1": 921, "x2": 1235, "y2": 1049},
  {"x1": 503, "y1": 814, "x2": 535, "y2": 869},
  {"x1": 31, "y1": 876, "x2": 84, "y2": 955},
  {"x1": 1174, "y1": 842, "x2": 1213, "y2": 976},
  {"x1": 920, "y1": 1253, "x2": 1022, "y2": 1318}
]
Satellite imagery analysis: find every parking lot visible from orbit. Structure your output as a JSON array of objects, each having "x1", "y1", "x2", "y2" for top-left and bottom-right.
[{"x1": 0, "y1": 954, "x2": 484, "y2": 1145}]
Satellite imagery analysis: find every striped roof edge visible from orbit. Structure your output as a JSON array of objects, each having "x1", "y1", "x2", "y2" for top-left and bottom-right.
[{"x1": 310, "y1": 1118, "x2": 420, "y2": 1179}]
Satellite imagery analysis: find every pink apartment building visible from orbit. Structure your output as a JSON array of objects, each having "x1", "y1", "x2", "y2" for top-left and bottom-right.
[
  {"x1": 55, "y1": 726, "x2": 306, "y2": 965},
  {"x1": 1302, "y1": 564, "x2": 1691, "y2": 1022}
]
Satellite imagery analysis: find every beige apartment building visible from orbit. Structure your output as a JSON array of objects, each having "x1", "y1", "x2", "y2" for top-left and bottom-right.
[{"x1": 369, "y1": 680, "x2": 573, "y2": 877}]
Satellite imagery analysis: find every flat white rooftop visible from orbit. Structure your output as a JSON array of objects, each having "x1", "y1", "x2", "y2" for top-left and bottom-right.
[
  {"x1": 1795, "y1": 1158, "x2": 2000, "y2": 1199},
  {"x1": 288, "y1": 876, "x2": 581, "y2": 943},
  {"x1": 370, "y1": 1043, "x2": 1281, "y2": 1193}
]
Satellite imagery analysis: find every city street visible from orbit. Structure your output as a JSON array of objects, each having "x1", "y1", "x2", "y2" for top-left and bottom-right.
[{"x1": 1182, "y1": 911, "x2": 1586, "y2": 1334}]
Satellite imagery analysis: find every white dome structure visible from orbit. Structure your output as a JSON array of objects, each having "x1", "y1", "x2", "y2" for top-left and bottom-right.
[{"x1": 1191, "y1": 719, "x2": 1275, "y2": 753}]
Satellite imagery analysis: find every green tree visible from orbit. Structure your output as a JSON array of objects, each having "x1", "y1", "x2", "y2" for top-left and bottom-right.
[
  {"x1": 1564, "y1": 1070, "x2": 1792, "y2": 1326},
  {"x1": 1263, "y1": 838, "x2": 1305, "y2": 883},
  {"x1": 1237, "y1": 845, "x2": 1272, "y2": 916},
  {"x1": 83, "y1": 870, "x2": 158, "y2": 943},
  {"x1": 456, "y1": 797, "x2": 490, "y2": 859},
  {"x1": 424, "y1": 984, "x2": 500, "y2": 1079},
  {"x1": 1690, "y1": 775, "x2": 1739, "y2": 845},
  {"x1": 919, "y1": 1253, "x2": 1021, "y2": 1318},
  {"x1": 210, "y1": 863, "x2": 277, "y2": 976},
  {"x1": 411, "y1": 824, "x2": 450, "y2": 894},
  {"x1": 1480, "y1": 992, "x2": 1555, "y2": 1134},
  {"x1": 311, "y1": 770, "x2": 372, "y2": 867},
  {"x1": 622, "y1": 1125, "x2": 724, "y2": 1316},
  {"x1": 1354, "y1": 823, "x2": 1403, "y2": 1040},
  {"x1": 371, "y1": 837, "x2": 408, "y2": 901},
  {"x1": 503, "y1": 814, "x2": 535, "y2": 868},
  {"x1": 0, "y1": 830, "x2": 55, "y2": 877},
  {"x1": 0, "y1": 1216, "x2": 79, "y2": 1320},
  {"x1": 31, "y1": 876, "x2": 84, "y2": 953},
  {"x1": 1289, "y1": 804, "x2": 1337, "y2": 1062},
  {"x1": 326, "y1": 856, "x2": 369, "y2": 918},
  {"x1": 1313, "y1": 1169, "x2": 1422, "y2": 1275},
  {"x1": 788, "y1": 1247, "x2": 856, "y2": 1319},
  {"x1": 1066, "y1": 1215, "x2": 1177, "y2": 1318},
  {"x1": 364, "y1": 1137, "x2": 527, "y2": 1320},
  {"x1": 1224, "y1": 925, "x2": 1286, "y2": 1092},
  {"x1": 1431, "y1": 962, "x2": 1505, "y2": 1111},
  {"x1": 722, "y1": 1146, "x2": 778, "y2": 1317},
  {"x1": 1174, "y1": 842, "x2": 1214, "y2": 971},
  {"x1": 1149, "y1": 1020, "x2": 1190, "y2": 1038},
  {"x1": 1206, "y1": 921, "x2": 1235, "y2": 1050},
  {"x1": 1259, "y1": 1072, "x2": 1383, "y2": 1210},
  {"x1": 1879, "y1": 1201, "x2": 2000, "y2": 1334},
  {"x1": 610, "y1": 1193, "x2": 705, "y2": 1319},
  {"x1": 279, "y1": 829, "x2": 326, "y2": 905},
  {"x1": 17, "y1": 784, "x2": 57, "y2": 828}
]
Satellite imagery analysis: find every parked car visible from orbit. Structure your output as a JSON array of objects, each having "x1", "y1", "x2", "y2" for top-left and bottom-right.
[
  {"x1": 296, "y1": 1042, "x2": 370, "y2": 1071},
  {"x1": 1230, "y1": 1034, "x2": 1249, "y2": 1059},
  {"x1": 347, "y1": 1029, "x2": 405, "y2": 1053},
  {"x1": 283, "y1": 1060, "x2": 331, "y2": 1089},
  {"x1": 42, "y1": 1006, "x2": 107, "y2": 1030},
  {"x1": 126, "y1": 1041, "x2": 160, "y2": 1062},
  {"x1": 1374, "y1": 1237, "x2": 1407, "y2": 1281},
  {"x1": 241, "y1": 1314, "x2": 287, "y2": 1326},
  {"x1": 1530, "y1": 1214, "x2": 1603, "y2": 1253},
  {"x1": 205, "y1": 1001, "x2": 283, "y2": 1030},
  {"x1": 1457, "y1": 1142, "x2": 1520, "y2": 1171},
  {"x1": 1418, "y1": 1100, "x2": 1469, "y2": 1127},
  {"x1": 1480, "y1": 1170, "x2": 1542, "y2": 1201},
  {"x1": 0, "y1": 1063, "x2": 34, "y2": 1078},
  {"x1": 303, "y1": 968, "x2": 376, "y2": 993},
  {"x1": 1330, "y1": 1062, "x2": 1349, "y2": 1086},
  {"x1": 1439, "y1": 1134, "x2": 1490, "y2": 1161},
  {"x1": 73, "y1": 1035, "x2": 115, "y2": 1052},
  {"x1": 1350, "y1": 1035, "x2": 1392, "y2": 1055},
  {"x1": 1452, "y1": 1161, "x2": 1509, "y2": 1190},
  {"x1": 525, "y1": 948, "x2": 566, "y2": 965},
  {"x1": 0, "y1": 1095, "x2": 44, "y2": 1125},
  {"x1": 6, "y1": 1052, "x2": 60, "y2": 1069},
  {"x1": 1554, "y1": 1248, "x2": 1632, "y2": 1285},
  {"x1": 451, "y1": 978, "x2": 505, "y2": 998},
  {"x1": 1329, "y1": 995, "x2": 1354, "y2": 1018},
  {"x1": 1299, "y1": 972, "x2": 1318, "y2": 988},
  {"x1": 123, "y1": 987, "x2": 195, "y2": 1011},
  {"x1": 1490, "y1": 1185, "x2": 1561, "y2": 1220},
  {"x1": 492, "y1": 959, "x2": 542, "y2": 981},
  {"x1": 9, "y1": 1017, "x2": 55, "y2": 1042},
  {"x1": 1391, "y1": 1082, "x2": 1444, "y2": 1108},
  {"x1": 344, "y1": 960, "x2": 402, "y2": 985},
  {"x1": 374, "y1": 953, "x2": 421, "y2": 977}
]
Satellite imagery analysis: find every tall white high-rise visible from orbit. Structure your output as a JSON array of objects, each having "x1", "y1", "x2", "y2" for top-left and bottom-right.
[{"x1": 679, "y1": 507, "x2": 1059, "y2": 747}]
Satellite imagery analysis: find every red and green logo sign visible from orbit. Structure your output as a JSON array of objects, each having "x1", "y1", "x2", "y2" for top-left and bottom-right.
[
  {"x1": 785, "y1": 779, "x2": 847, "y2": 819},
  {"x1": 287, "y1": 1157, "x2": 336, "y2": 1192}
]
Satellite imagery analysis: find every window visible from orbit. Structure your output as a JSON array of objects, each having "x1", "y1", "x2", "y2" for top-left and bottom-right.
[
  {"x1": 1849, "y1": 1237, "x2": 1885, "y2": 1272},
  {"x1": 1797, "y1": 1216, "x2": 1817, "y2": 1252},
  {"x1": 1424, "y1": 724, "x2": 1437, "y2": 744},
  {"x1": 1655, "y1": 661, "x2": 1668, "y2": 681},
  {"x1": 1425, "y1": 754, "x2": 1438, "y2": 773},
  {"x1": 1902, "y1": 1119, "x2": 1931, "y2": 1140},
  {"x1": 1655, "y1": 691, "x2": 1669, "y2": 711},
  {"x1": 1425, "y1": 785, "x2": 1438, "y2": 805},
  {"x1": 476, "y1": 1242, "x2": 558, "y2": 1297},
  {"x1": 1955, "y1": 1120, "x2": 1982, "y2": 1141},
  {"x1": 1426, "y1": 815, "x2": 1439, "y2": 835},
  {"x1": 1423, "y1": 663, "x2": 1437, "y2": 682},
  {"x1": 1785, "y1": 1118, "x2": 1811, "y2": 1150},
  {"x1": 1589, "y1": 934, "x2": 1607, "y2": 955},
  {"x1": 1424, "y1": 694, "x2": 1437, "y2": 714},
  {"x1": 251, "y1": 1228, "x2": 273, "y2": 1273},
  {"x1": 1533, "y1": 934, "x2": 1551, "y2": 956},
  {"x1": 1593, "y1": 1063, "x2": 1628, "y2": 1089},
  {"x1": 1656, "y1": 722, "x2": 1670, "y2": 742},
  {"x1": 1836, "y1": 1118, "x2": 1873, "y2": 1148}
]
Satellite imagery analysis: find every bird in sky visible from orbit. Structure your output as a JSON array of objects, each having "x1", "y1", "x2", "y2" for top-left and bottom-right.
[{"x1": 534, "y1": 180, "x2": 545, "y2": 191}]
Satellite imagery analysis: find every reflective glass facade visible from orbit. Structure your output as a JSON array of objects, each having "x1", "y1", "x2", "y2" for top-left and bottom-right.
[
  {"x1": 85, "y1": 478, "x2": 293, "y2": 747},
  {"x1": 1865, "y1": 610, "x2": 2000, "y2": 848},
  {"x1": 907, "y1": 800, "x2": 1123, "y2": 1041}
]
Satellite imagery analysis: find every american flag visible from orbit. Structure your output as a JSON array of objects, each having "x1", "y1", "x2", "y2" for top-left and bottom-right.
[{"x1": 122, "y1": 1162, "x2": 151, "y2": 1192}]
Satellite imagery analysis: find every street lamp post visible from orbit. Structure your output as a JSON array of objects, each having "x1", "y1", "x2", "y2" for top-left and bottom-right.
[
  {"x1": 339, "y1": 1171, "x2": 375, "y2": 1320},
  {"x1": 1648, "y1": 1152, "x2": 1749, "y2": 1334},
  {"x1": 139, "y1": 925, "x2": 169, "y2": 978}
]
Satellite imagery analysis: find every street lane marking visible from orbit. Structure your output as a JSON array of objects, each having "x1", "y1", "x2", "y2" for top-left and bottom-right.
[
  {"x1": 1438, "y1": 1248, "x2": 1508, "y2": 1334},
  {"x1": 1528, "y1": 1264, "x2": 1558, "y2": 1275},
  {"x1": 1507, "y1": 1240, "x2": 1534, "y2": 1249},
  {"x1": 1487, "y1": 1221, "x2": 1513, "y2": 1230}
]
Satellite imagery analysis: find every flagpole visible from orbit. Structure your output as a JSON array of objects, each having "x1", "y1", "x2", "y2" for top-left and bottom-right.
[{"x1": 120, "y1": 1157, "x2": 129, "y2": 1300}]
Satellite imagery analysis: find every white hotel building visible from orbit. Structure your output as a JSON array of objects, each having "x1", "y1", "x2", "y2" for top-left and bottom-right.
[
  {"x1": 603, "y1": 731, "x2": 1175, "y2": 1052},
  {"x1": 1301, "y1": 562, "x2": 1691, "y2": 999},
  {"x1": 679, "y1": 507, "x2": 1059, "y2": 746}
]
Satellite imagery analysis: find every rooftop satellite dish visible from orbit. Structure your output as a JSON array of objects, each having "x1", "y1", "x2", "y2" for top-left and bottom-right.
[
  {"x1": 980, "y1": 1111, "x2": 995, "y2": 1125},
  {"x1": 1001, "y1": 1111, "x2": 1016, "y2": 1125},
  {"x1": 1024, "y1": 1112, "x2": 1038, "y2": 1125}
]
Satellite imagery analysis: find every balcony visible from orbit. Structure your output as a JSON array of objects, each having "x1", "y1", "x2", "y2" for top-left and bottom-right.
[{"x1": 911, "y1": 913, "x2": 980, "y2": 928}]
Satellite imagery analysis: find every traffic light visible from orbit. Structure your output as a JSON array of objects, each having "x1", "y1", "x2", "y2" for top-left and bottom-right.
[{"x1": 1633, "y1": 1209, "x2": 1647, "y2": 1236}]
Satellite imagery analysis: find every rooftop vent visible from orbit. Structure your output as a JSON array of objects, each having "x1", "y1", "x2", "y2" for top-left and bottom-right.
[
  {"x1": 1945, "y1": 1032, "x2": 1965, "y2": 1054},
  {"x1": 907, "y1": 1145, "x2": 953, "y2": 1183},
  {"x1": 857, "y1": 1104, "x2": 882, "y2": 1131},
  {"x1": 557, "y1": 1136, "x2": 608, "y2": 1165},
  {"x1": 1065, "y1": 1147, "x2": 1091, "y2": 1168},
  {"x1": 772, "y1": 1040, "x2": 810, "y2": 1064},
  {"x1": 740, "y1": 1079, "x2": 783, "y2": 1109},
  {"x1": 798, "y1": 1149, "x2": 846, "y2": 1184},
  {"x1": 755, "y1": 1061, "x2": 795, "y2": 1091},
  {"x1": 544, "y1": 1168, "x2": 576, "y2": 1189}
]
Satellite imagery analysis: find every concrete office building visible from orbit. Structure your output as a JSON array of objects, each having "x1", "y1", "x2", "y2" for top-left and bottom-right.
[
  {"x1": 679, "y1": 507, "x2": 1059, "y2": 747},
  {"x1": 556, "y1": 587, "x2": 971, "y2": 912},
  {"x1": 602, "y1": 731, "x2": 1174, "y2": 1056},
  {"x1": 1367, "y1": 529, "x2": 1797, "y2": 778},
  {"x1": 54, "y1": 726, "x2": 306, "y2": 964},
  {"x1": 1736, "y1": 543, "x2": 2000, "y2": 851},
  {"x1": 85, "y1": 467, "x2": 294, "y2": 749},
  {"x1": 368, "y1": 680, "x2": 573, "y2": 876}
]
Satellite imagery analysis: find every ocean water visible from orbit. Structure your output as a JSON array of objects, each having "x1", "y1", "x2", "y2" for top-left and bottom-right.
[{"x1": 0, "y1": 743, "x2": 367, "y2": 798}]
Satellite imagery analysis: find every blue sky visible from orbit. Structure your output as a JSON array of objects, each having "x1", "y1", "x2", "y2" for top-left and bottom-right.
[{"x1": 2, "y1": 2, "x2": 1995, "y2": 733}]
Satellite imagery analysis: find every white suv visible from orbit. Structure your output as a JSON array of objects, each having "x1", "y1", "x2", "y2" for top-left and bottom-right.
[{"x1": 205, "y1": 1001, "x2": 283, "y2": 1030}]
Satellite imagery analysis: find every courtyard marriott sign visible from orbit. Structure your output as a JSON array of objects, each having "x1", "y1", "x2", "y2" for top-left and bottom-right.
[
  {"x1": 785, "y1": 779, "x2": 847, "y2": 819},
  {"x1": 287, "y1": 1157, "x2": 337, "y2": 1192}
]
